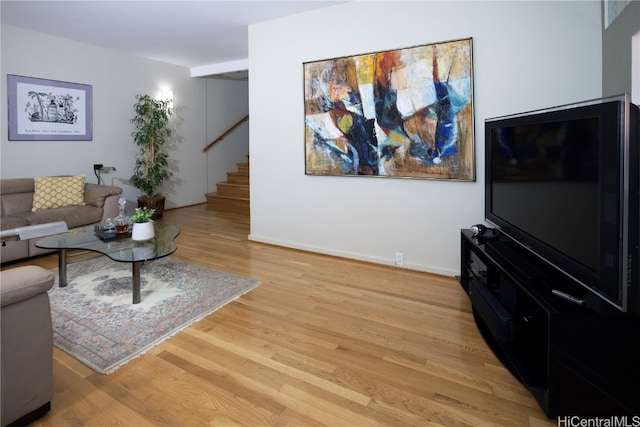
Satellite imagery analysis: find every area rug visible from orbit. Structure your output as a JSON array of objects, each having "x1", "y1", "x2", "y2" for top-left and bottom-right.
[{"x1": 48, "y1": 257, "x2": 261, "y2": 374}]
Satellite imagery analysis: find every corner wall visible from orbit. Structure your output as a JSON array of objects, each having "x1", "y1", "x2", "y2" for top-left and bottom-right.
[
  {"x1": 602, "y1": 0, "x2": 640, "y2": 98},
  {"x1": 205, "y1": 78, "x2": 250, "y2": 192},
  {"x1": 1, "y1": 25, "x2": 208, "y2": 208},
  {"x1": 248, "y1": 1, "x2": 602, "y2": 276}
]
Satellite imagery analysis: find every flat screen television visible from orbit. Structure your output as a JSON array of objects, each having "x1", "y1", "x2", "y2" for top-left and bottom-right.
[{"x1": 485, "y1": 94, "x2": 639, "y2": 313}]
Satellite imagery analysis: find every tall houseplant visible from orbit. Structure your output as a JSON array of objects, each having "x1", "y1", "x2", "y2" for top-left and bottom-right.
[{"x1": 130, "y1": 93, "x2": 172, "y2": 219}]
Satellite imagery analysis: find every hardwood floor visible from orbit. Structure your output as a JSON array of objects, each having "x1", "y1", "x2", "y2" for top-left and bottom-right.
[{"x1": 5, "y1": 204, "x2": 556, "y2": 426}]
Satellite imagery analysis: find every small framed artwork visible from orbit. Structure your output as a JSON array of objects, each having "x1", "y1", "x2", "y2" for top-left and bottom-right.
[
  {"x1": 7, "y1": 74, "x2": 93, "y2": 141},
  {"x1": 304, "y1": 37, "x2": 475, "y2": 181}
]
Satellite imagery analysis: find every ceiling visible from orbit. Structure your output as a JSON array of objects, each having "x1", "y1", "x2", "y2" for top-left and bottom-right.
[{"x1": 1, "y1": 1, "x2": 345, "y2": 79}]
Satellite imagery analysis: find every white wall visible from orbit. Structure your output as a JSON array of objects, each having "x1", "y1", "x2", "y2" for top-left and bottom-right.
[
  {"x1": 602, "y1": 0, "x2": 639, "y2": 98},
  {"x1": 248, "y1": 1, "x2": 602, "y2": 276},
  {"x1": 1, "y1": 25, "x2": 208, "y2": 209},
  {"x1": 205, "y1": 78, "x2": 249, "y2": 192}
]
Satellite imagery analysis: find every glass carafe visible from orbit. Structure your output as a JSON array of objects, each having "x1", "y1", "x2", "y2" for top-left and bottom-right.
[{"x1": 114, "y1": 198, "x2": 129, "y2": 234}]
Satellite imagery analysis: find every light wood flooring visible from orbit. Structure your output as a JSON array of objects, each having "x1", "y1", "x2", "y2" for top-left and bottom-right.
[{"x1": 4, "y1": 204, "x2": 556, "y2": 426}]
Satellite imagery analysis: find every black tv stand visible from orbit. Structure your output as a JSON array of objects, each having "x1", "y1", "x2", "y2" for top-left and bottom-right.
[{"x1": 458, "y1": 229, "x2": 640, "y2": 418}]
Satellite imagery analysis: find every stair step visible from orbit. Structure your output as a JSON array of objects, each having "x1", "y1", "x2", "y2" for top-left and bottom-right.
[
  {"x1": 206, "y1": 192, "x2": 249, "y2": 214},
  {"x1": 227, "y1": 172, "x2": 249, "y2": 185},
  {"x1": 207, "y1": 155, "x2": 250, "y2": 215},
  {"x1": 236, "y1": 163, "x2": 249, "y2": 175},
  {"x1": 216, "y1": 182, "x2": 249, "y2": 199}
]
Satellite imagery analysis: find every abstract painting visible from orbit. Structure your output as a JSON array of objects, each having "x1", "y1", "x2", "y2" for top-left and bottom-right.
[{"x1": 304, "y1": 38, "x2": 474, "y2": 180}]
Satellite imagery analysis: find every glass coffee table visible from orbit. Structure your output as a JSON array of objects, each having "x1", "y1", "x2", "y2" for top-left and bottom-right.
[{"x1": 36, "y1": 222, "x2": 180, "y2": 304}]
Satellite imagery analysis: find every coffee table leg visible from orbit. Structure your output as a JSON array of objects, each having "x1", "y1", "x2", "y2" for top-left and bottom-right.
[
  {"x1": 58, "y1": 248, "x2": 68, "y2": 287},
  {"x1": 132, "y1": 262, "x2": 141, "y2": 304}
]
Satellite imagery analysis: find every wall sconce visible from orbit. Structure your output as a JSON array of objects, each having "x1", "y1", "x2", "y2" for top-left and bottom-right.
[
  {"x1": 93, "y1": 164, "x2": 117, "y2": 185},
  {"x1": 160, "y1": 88, "x2": 173, "y2": 101},
  {"x1": 159, "y1": 87, "x2": 174, "y2": 109}
]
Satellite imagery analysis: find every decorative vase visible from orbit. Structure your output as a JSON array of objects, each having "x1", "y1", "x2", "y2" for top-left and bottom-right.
[{"x1": 132, "y1": 221, "x2": 154, "y2": 241}]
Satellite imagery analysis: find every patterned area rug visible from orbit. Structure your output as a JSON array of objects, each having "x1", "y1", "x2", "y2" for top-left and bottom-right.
[{"x1": 48, "y1": 257, "x2": 261, "y2": 374}]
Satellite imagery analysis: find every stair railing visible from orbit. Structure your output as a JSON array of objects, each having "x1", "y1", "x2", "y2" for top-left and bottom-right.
[{"x1": 202, "y1": 114, "x2": 249, "y2": 152}]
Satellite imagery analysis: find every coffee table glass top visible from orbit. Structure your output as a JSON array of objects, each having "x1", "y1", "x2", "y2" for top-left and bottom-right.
[{"x1": 36, "y1": 222, "x2": 180, "y2": 262}]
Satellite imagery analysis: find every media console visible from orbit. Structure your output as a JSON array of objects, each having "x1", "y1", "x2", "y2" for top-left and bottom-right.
[{"x1": 458, "y1": 229, "x2": 640, "y2": 418}]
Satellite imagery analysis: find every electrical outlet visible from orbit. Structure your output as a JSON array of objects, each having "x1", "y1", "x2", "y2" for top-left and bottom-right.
[
  {"x1": 395, "y1": 252, "x2": 404, "y2": 266},
  {"x1": 93, "y1": 164, "x2": 103, "y2": 171}
]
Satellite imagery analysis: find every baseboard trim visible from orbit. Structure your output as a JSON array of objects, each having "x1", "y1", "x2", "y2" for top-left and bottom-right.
[{"x1": 248, "y1": 234, "x2": 456, "y2": 277}]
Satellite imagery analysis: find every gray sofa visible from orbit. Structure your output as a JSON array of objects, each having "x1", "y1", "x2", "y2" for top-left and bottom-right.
[
  {"x1": 1, "y1": 178, "x2": 123, "y2": 263},
  {"x1": 0, "y1": 265, "x2": 56, "y2": 426}
]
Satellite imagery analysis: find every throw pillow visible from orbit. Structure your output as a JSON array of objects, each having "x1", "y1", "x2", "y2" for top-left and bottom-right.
[{"x1": 32, "y1": 175, "x2": 86, "y2": 211}]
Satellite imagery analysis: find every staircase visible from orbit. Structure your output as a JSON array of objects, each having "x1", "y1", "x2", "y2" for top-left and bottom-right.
[{"x1": 205, "y1": 159, "x2": 249, "y2": 215}]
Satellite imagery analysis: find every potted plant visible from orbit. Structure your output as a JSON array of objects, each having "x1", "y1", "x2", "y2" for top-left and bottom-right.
[
  {"x1": 130, "y1": 93, "x2": 172, "y2": 219},
  {"x1": 129, "y1": 207, "x2": 156, "y2": 241}
]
